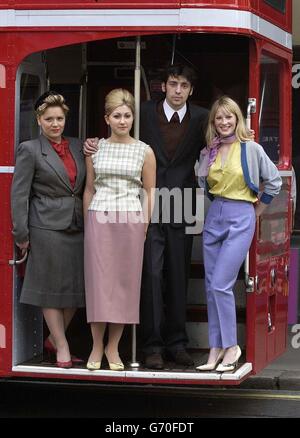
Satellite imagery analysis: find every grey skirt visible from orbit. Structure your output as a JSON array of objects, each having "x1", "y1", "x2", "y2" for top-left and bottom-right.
[{"x1": 20, "y1": 226, "x2": 85, "y2": 308}]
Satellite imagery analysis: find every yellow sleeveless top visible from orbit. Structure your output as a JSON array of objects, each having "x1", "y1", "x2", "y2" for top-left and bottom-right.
[{"x1": 207, "y1": 141, "x2": 257, "y2": 203}]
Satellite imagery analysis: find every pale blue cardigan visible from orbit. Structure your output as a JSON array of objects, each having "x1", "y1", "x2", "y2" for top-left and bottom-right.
[{"x1": 198, "y1": 141, "x2": 282, "y2": 204}]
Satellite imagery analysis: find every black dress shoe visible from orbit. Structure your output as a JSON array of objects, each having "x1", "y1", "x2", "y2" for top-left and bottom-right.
[
  {"x1": 145, "y1": 352, "x2": 164, "y2": 370},
  {"x1": 173, "y1": 350, "x2": 194, "y2": 366}
]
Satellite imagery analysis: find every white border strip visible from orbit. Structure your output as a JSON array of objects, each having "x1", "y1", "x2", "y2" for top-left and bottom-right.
[
  {"x1": 279, "y1": 170, "x2": 293, "y2": 177},
  {"x1": 0, "y1": 8, "x2": 292, "y2": 49},
  {"x1": 12, "y1": 362, "x2": 252, "y2": 382},
  {"x1": 0, "y1": 166, "x2": 14, "y2": 173}
]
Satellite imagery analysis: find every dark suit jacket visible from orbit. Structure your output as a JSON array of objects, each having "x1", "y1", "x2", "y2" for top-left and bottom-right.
[
  {"x1": 11, "y1": 134, "x2": 86, "y2": 243},
  {"x1": 140, "y1": 100, "x2": 208, "y2": 226}
]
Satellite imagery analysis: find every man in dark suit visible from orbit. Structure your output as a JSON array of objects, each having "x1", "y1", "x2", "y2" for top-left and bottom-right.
[
  {"x1": 139, "y1": 64, "x2": 208, "y2": 368},
  {"x1": 84, "y1": 64, "x2": 208, "y2": 369}
]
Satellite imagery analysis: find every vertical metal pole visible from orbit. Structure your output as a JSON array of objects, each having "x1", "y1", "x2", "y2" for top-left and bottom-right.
[
  {"x1": 259, "y1": 78, "x2": 266, "y2": 127},
  {"x1": 130, "y1": 36, "x2": 141, "y2": 368},
  {"x1": 245, "y1": 98, "x2": 256, "y2": 293},
  {"x1": 171, "y1": 34, "x2": 176, "y2": 65},
  {"x1": 79, "y1": 43, "x2": 87, "y2": 141},
  {"x1": 134, "y1": 36, "x2": 141, "y2": 141}
]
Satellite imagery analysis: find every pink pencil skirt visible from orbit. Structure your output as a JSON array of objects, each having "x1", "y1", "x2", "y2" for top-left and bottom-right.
[{"x1": 84, "y1": 211, "x2": 145, "y2": 324}]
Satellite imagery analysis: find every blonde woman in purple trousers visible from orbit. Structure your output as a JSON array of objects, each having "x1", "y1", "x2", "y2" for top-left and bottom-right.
[{"x1": 196, "y1": 96, "x2": 282, "y2": 372}]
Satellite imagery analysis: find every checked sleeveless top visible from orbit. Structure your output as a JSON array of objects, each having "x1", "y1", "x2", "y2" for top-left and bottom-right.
[{"x1": 89, "y1": 138, "x2": 150, "y2": 212}]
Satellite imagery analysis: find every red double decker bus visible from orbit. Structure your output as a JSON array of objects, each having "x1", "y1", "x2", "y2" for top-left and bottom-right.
[{"x1": 0, "y1": 0, "x2": 293, "y2": 386}]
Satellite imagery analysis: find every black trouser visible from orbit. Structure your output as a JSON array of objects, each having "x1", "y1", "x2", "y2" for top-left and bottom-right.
[{"x1": 140, "y1": 223, "x2": 193, "y2": 355}]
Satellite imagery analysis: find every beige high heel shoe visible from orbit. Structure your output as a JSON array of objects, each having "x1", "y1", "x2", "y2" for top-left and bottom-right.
[
  {"x1": 216, "y1": 345, "x2": 241, "y2": 372},
  {"x1": 86, "y1": 361, "x2": 101, "y2": 371},
  {"x1": 87, "y1": 352, "x2": 103, "y2": 371},
  {"x1": 104, "y1": 349, "x2": 124, "y2": 371},
  {"x1": 108, "y1": 361, "x2": 124, "y2": 371},
  {"x1": 196, "y1": 349, "x2": 225, "y2": 371}
]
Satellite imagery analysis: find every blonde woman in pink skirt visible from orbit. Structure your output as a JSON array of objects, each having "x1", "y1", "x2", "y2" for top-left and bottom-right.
[{"x1": 83, "y1": 89, "x2": 156, "y2": 371}]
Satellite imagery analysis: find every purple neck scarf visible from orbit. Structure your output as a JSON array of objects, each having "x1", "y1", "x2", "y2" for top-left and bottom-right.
[{"x1": 198, "y1": 133, "x2": 237, "y2": 177}]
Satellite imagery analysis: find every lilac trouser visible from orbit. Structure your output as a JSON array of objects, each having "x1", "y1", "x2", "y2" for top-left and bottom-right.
[{"x1": 203, "y1": 197, "x2": 256, "y2": 348}]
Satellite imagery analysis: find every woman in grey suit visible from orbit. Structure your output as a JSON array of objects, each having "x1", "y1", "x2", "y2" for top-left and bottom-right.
[{"x1": 11, "y1": 92, "x2": 86, "y2": 368}]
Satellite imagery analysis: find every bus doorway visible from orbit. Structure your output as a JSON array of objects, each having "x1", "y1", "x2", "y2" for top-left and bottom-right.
[{"x1": 11, "y1": 31, "x2": 289, "y2": 385}]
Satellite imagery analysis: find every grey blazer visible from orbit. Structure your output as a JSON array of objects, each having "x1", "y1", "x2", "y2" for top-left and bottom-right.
[{"x1": 11, "y1": 134, "x2": 86, "y2": 243}]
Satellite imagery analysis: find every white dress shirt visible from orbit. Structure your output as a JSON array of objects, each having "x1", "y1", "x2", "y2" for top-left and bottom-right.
[{"x1": 163, "y1": 99, "x2": 187, "y2": 123}]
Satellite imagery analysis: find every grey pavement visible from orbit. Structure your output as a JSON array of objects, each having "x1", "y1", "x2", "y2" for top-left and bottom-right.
[{"x1": 241, "y1": 325, "x2": 300, "y2": 390}]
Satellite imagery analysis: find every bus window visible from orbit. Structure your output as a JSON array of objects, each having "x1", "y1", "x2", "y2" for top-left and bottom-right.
[
  {"x1": 259, "y1": 55, "x2": 280, "y2": 163},
  {"x1": 264, "y1": 0, "x2": 286, "y2": 13},
  {"x1": 19, "y1": 74, "x2": 41, "y2": 143}
]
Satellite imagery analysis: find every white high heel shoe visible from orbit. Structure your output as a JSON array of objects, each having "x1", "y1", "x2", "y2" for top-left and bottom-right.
[
  {"x1": 216, "y1": 345, "x2": 241, "y2": 372},
  {"x1": 196, "y1": 349, "x2": 225, "y2": 371}
]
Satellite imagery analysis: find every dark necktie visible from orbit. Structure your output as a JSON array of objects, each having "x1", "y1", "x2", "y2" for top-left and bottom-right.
[{"x1": 170, "y1": 111, "x2": 180, "y2": 123}]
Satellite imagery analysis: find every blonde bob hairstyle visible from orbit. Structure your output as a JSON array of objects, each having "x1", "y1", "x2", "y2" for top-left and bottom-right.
[
  {"x1": 35, "y1": 93, "x2": 69, "y2": 118},
  {"x1": 206, "y1": 96, "x2": 252, "y2": 145},
  {"x1": 105, "y1": 88, "x2": 135, "y2": 117}
]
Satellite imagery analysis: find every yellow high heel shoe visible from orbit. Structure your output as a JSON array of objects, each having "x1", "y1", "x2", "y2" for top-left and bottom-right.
[
  {"x1": 196, "y1": 349, "x2": 225, "y2": 371},
  {"x1": 108, "y1": 361, "x2": 124, "y2": 371},
  {"x1": 86, "y1": 361, "x2": 101, "y2": 371},
  {"x1": 104, "y1": 349, "x2": 124, "y2": 371},
  {"x1": 216, "y1": 345, "x2": 241, "y2": 372}
]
